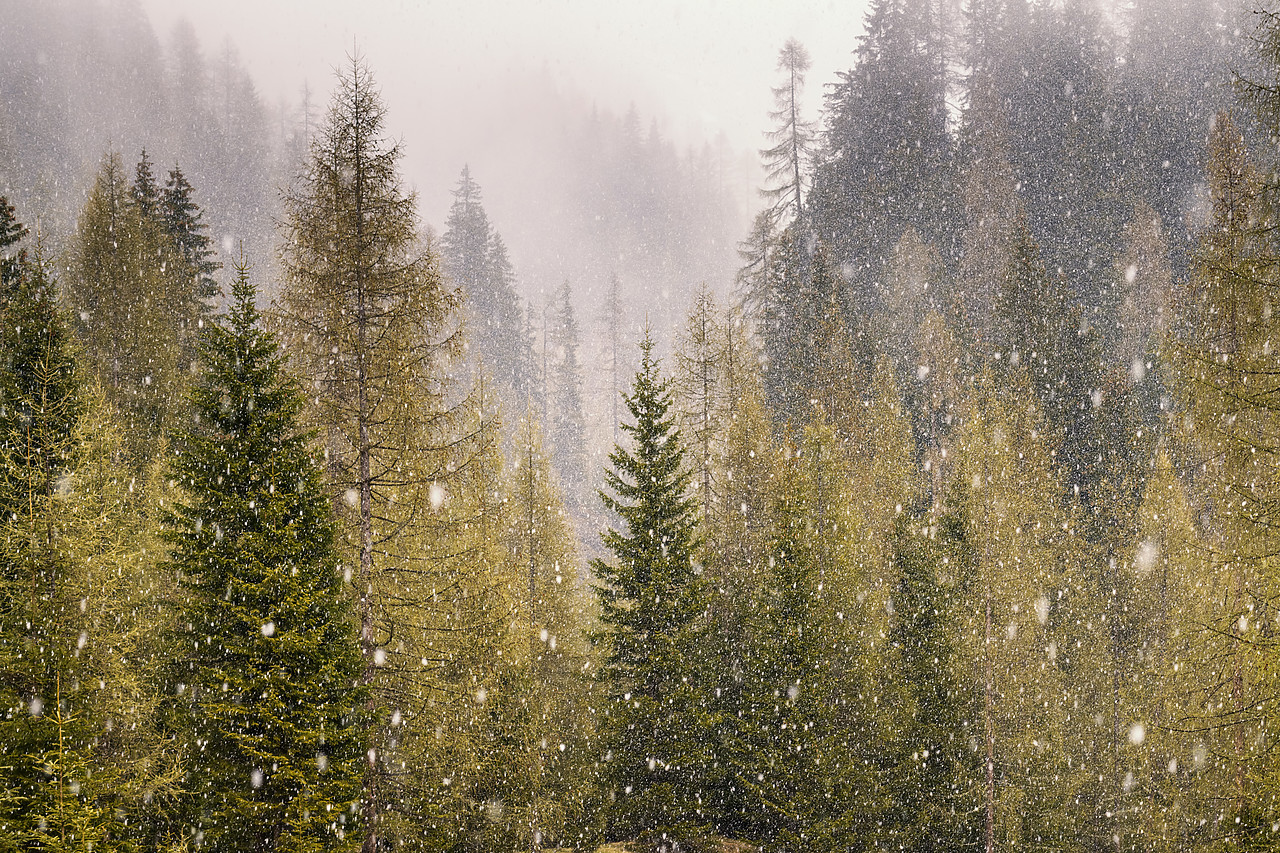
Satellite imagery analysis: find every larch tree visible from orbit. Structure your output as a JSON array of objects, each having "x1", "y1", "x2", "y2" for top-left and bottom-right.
[
  {"x1": 0, "y1": 198, "x2": 177, "y2": 853},
  {"x1": 63, "y1": 151, "x2": 216, "y2": 467},
  {"x1": 165, "y1": 257, "x2": 366, "y2": 853},
  {"x1": 1166, "y1": 110, "x2": 1277, "y2": 841},
  {"x1": 500, "y1": 415, "x2": 595, "y2": 852},
  {"x1": 673, "y1": 285, "x2": 728, "y2": 530},
  {"x1": 275, "y1": 55, "x2": 477, "y2": 853},
  {"x1": 760, "y1": 38, "x2": 815, "y2": 226},
  {"x1": 64, "y1": 152, "x2": 178, "y2": 463}
]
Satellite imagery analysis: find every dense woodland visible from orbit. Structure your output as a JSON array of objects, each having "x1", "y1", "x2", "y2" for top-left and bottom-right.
[{"x1": 5, "y1": 1, "x2": 1280, "y2": 853}]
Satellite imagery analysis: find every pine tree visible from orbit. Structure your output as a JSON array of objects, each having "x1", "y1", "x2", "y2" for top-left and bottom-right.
[
  {"x1": 165, "y1": 256, "x2": 366, "y2": 853},
  {"x1": 722, "y1": 444, "x2": 831, "y2": 847},
  {"x1": 591, "y1": 331, "x2": 711, "y2": 848}
]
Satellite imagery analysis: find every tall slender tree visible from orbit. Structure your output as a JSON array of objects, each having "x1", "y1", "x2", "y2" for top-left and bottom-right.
[
  {"x1": 276, "y1": 54, "x2": 475, "y2": 853},
  {"x1": 548, "y1": 281, "x2": 587, "y2": 499},
  {"x1": 591, "y1": 331, "x2": 711, "y2": 848},
  {"x1": 761, "y1": 38, "x2": 815, "y2": 226}
]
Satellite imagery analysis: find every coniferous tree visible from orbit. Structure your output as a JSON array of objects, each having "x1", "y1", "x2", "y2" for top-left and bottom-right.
[
  {"x1": 64, "y1": 151, "x2": 218, "y2": 467},
  {"x1": 760, "y1": 38, "x2": 815, "y2": 226},
  {"x1": 498, "y1": 415, "x2": 596, "y2": 852},
  {"x1": 548, "y1": 281, "x2": 587, "y2": 499},
  {"x1": 161, "y1": 164, "x2": 222, "y2": 314},
  {"x1": 885, "y1": 508, "x2": 983, "y2": 853},
  {"x1": 0, "y1": 201, "x2": 177, "y2": 853},
  {"x1": 591, "y1": 331, "x2": 711, "y2": 849},
  {"x1": 65, "y1": 152, "x2": 179, "y2": 462},
  {"x1": 276, "y1": 55, "x2": 485, "y2": 853},
  {"x1": 165, "y1": 257, "x2": 366, "y2": 853},
  {"x1": 442, "y1": 167, "x2": 528, "y2": 408},
  {"x1": 674, "y1": 286, "x2": 729, "y2": 530},
  {"x1": 1166, "y1": 110, "x2": 1276, "y2": 840}
]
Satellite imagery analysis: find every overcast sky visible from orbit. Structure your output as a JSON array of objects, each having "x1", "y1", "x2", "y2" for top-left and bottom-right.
[{"x1": 143, "y1": 0, "x2": 872, "y2": 224}]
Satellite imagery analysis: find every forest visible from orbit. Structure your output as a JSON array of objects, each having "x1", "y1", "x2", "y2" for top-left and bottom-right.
[{"x1": 2, "y1": 0, "x2": 1279, "y2": 852}]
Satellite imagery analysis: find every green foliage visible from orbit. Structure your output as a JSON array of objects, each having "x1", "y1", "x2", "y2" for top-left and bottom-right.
[
  {"x1": 885, "y1": 509, "x2": 982, "y2": 853},
  {"x1": 64, "y1": 152, "x2": 217, "y2": 466},
  {"x1": 277, "y1": 55, "x2": 506, "y2": 853},
  {"x1": 591, "y1": 331, "x2": 712, "y2": 847},
  {"x1": 0, "y1": 203, "x2": 177, "y2": 853},
  {"x1": 165, "y1": 258, "x2": 366, "y2": 853}
]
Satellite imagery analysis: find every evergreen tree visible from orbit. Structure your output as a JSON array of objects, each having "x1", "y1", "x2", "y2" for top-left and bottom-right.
[
  {"x1": 131, "y1": 149, "x2": 160, "y2": 219},
  {"x1": 591, "y1": 331, "x2": 711, "y2": 848},
  {"x1": 885, "y1": 508, "x2": 983, "y2": 853},
  {"x1": 548, "y1": 281, "x2": 587, "y2": 499},
  {"x1": 813, "y1": 0, "x2": 955, "y2": 309},
  {"x1": 165, "y1": 257, "x2": 366, "y2": 853},
  {"x1": 161, "y1": 164, "x2": 222, "y2": 312},
  {"x1": 441, "y1": 167, "x2": 528, "y2": 408},
  {"x1": 724, "y1": 445, "x2": 825, "y2": 845},
  {"x1": 0, "y1": 194, "x2": 27, "y2": 287}
]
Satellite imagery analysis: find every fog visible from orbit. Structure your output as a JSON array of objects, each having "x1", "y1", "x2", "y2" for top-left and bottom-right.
[
  {"x1": 142, "y1": 0, "x2": 871, "y2": 301},
  {"x1": 3, "y1": 2, "x2": 1276, "y2": 851}
]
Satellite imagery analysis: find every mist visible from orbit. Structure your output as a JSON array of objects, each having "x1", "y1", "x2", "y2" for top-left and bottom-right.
[{"x1": 5, "y1": 2, "x2": 1280, "y2": 852}]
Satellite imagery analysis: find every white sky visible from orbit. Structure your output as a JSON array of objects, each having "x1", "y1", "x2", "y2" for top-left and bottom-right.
[{"x1": 144, "y1": 0, "x2": 871, "y2": 224}]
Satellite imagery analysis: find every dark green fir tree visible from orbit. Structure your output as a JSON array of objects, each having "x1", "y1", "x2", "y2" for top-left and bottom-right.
[
  {"x1": 591, "y1": 330, "x2": 713, "y2": 849},
  {"x1": 165, "y1": 256, "x2": 366, "y2": 853},
  {"x1": 161, "y1": 164, "x2": 222, "y2": 310}
]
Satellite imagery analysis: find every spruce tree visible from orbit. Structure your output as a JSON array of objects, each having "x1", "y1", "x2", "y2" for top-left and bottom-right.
[
  {"x1": 165, "y1": 257, "x2": 366, "y2": 853},
  {"x1": 161, "y1": 164, "x2": 222, "y2": 312},
  {"x1": 886, "y1": 509, "x2": 983, "y2": 853},
  {"x1": 441, "y1": 167, "x2": 528, "y2": 408},
  {"x1": 548, "y1": 281, "x2": 587, "y2": 498},
  {"x1": 591, "y1": 330, "x2": 711, "y2": 848}
]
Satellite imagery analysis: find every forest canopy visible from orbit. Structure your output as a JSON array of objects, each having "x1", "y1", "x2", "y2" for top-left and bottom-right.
[{"x1": 2, "y1": 1, "x2": 1279, "y2": 853}]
